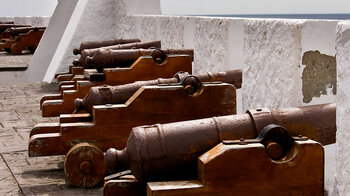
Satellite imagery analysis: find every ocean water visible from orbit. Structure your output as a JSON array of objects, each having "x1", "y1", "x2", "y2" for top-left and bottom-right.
[{"x1": 197, "y1": 14, "x2": 350, "y2": 20}]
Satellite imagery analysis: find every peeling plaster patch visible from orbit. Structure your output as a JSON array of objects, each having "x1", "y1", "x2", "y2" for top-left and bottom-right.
[{"x1": 302, "y1": 50, "x2": 336, "y2": 103}]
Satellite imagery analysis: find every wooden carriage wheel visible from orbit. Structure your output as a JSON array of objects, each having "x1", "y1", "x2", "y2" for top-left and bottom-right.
[
  {"x1": 64, "y1": 142, "x2": 105, "y2": 188},
  {"x1": 10, "y1": 43, "x2": 23, "y2": 55}
]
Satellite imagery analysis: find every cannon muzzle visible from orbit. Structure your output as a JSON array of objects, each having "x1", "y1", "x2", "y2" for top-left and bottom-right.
[{"x1": 105, "y1": 103, "x2": 335, "y2": 183}]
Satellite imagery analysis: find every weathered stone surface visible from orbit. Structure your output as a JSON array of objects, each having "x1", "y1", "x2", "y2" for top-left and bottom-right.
[
  {"x1": 242, "y1": 19, "x2": 302, "y2": 111},
  {"x1": 0, "y1": 155, "x2": 22, "y2": 196},
  {"x1": 301, "y1": 50, "x2": 336, "y2": 103},
  {"x1": 0, "y1": 128, "x2": 27, "y2": 153},
  {"x1": 139, "y1": 16, "x2": 160, "y2": 42},
  {"x1": 0, "y1": 82, "x2": 100, "y2": 195},
  {"x1": 160, "y1": 16, "x2": 185, "y2": 48},
  {"x1": 193, "y1": 17, "x2": 229, "y2": 74},
  {"x1": 335, "y1": 21, "x2": 350, "y2": 196},
  {"x1": 13, "y1": 16, "x2": 50, "y2": 26},
  {"x1": 0, "y1": 52, "x2": 31, "y2": 69}
]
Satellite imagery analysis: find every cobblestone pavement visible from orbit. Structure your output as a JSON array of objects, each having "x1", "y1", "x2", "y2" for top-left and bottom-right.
[
  {"x1": 0, "y1": 82, "x2": 102, "y2": 195},
  {"x1": 0, "y1": 51, "x2": 31, "y2": 69}
]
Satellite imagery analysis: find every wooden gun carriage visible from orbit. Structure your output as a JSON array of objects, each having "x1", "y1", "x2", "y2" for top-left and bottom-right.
[
  {"x1": 0, "y1": 27, "x2": 45, "y2": 54},
  {"x1": 41, "y1": 52, "x2": 194, "y2": 117}
]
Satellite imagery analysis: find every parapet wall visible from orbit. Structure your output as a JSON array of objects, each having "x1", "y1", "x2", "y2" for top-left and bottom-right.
[
  {"x1": 335, "y1": 21, "x2": 350, "y2": 195},
  {"x1": 0, "y1": 16, "x2": 50, "y2": 26}
]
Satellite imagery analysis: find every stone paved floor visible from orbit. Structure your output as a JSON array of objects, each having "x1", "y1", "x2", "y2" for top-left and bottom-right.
[
  {"x1": 0, "y1": 82, "x2": 102, "y2": 195},
  {"x1": 0, "y1": 51, "x2": 31, "y2": 69}
]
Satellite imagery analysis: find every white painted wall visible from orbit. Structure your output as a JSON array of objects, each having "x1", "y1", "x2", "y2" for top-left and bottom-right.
[
  {"x1": 335, "y1": 21, "x2": 350, "y2": 195},
  {"x1": 27, "y1": 0, "x2": 79, "y2": 82},
  {"x1": 42, "y1": 0, "x2": 118, "y2": 82}
]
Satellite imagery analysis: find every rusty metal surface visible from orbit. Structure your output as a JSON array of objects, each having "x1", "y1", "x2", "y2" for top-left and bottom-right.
[
  {"x1": 85, "y1": 48, "x2": 194, "y2": 72},
  {"x1": 0, "y1": 29, "x2": 45, "y2": 54},
  {"x1": 75, "y1": 70, "x2": 242, "y2": 114},
  {"x1": 104, "y1": 103, "x2": 335, "y2": 183},
  {"x1": 0, "y1": 21, "x2": 14, "y2": 24},
  {"x1": 3, "y1": 26, "x2": 46, "y2": 35},
  {"x1": 0, "y1": 24, "x2": 31, "y2": 33},
  {"x1": 73, "y1": 40, "x2": 162, "y2": 67},
  {"x1": 73, "y1": 38, "x2": 141, "y2": 55}
]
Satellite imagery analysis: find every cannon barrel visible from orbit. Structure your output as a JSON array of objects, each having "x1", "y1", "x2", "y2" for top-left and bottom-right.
[
  {"x1": 74, "y1": 69, "x2": 242, "y2": 113},
  {"x1": 0, "y1": 24, "x2": 31, "y2": 33},
  {"x1": 86, "y1": 48, "x2": 194, "y2": 72},
  {"x1": 105, "y1": 103, "x2": 336, "y2": 183},
  {"x1": 4, "y1": 26, "x2": 45, "y2": 35},
  {"x1": 0, "y1": 21, "x2": 14, "y2": 24},
  {"x1": 72, "y1": 40, "x2": 161, "y2": 67},
  {"x1": 72, "y1": 38, "x2": 141, "y2": 55}
]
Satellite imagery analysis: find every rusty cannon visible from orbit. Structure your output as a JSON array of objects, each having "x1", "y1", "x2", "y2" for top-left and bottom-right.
[
  {"x1": 75, "y1": 70, "x2": 242, "y2": 114},
  {"x1": 42, "y1": 70, "x2": 241, "y2": 116},
  {"x1": 3, "y1": 26, "x2": 46, "y2": 35},
  {"x1": 29, "y1": 75, "x2": 239, "y2": 188},
  {"x1": 0, "y1": 24, "x2": 30, "y2": 34},
  {"x1": 73, "y1": 38, "x2": 141, "y2": 55},
  {"x1": 0, "y1": 24, "x2": 31, "y2": 51},
  {"x1": 85, "y1": 48, "x2": 194, "y2": 72},
  {"x1": 0, "y1": 26, "x2": 46, "y2": 54},
  {"x1": 55, "y1": 38, "x2": 141, "y2": 80},
  {"x1": 0, "y1": 21, "x2": 14, "y2": 24},
  {"x1": 55, "y1": 41, "x2": 162, "y2": 82},
  {"x1": 103, "y1": 103, "x2": 335, "y2": 195},
  {"x1": 72, "y1": 40, "x2": 162, "y2": 68},
  {"x1": 41, "y1": 51, "x2": 195, "y2": 117}
]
